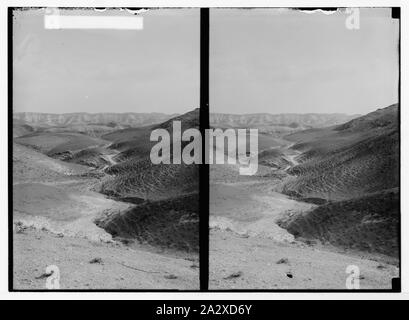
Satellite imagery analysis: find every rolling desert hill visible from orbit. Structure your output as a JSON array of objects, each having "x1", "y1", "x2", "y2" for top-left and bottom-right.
[
  {"x1": 207, "y1": 112, "x2": 360, "y2": 159},
  {"x1": 102, "y1": 108, "x2": 200, "y2": 158},
  {"x1": 102, "y1": 159, "x2": 198, "y2": 201},
  {"x1": 96, "y1": 193, "x2": 199, "y2": 252},
  {"x1": 13, "y1": 109, "x2": 200, "y2": 257},
  {"x1": 13, "y1": 142, "x2": 89, "y2": 183},
  {"x1": 278, "y1": 188, "x2": 399, "y2": 257},
  {"x1": 12, "y1": 140, "x2": 197, "y2": 288},
  {"x1": 13, "y1": 119, "x2": 35, "y2": 138},
  {"x1": 96, "y1": 110, "x2": 200, "y2": 252},
  {"x1": 12, "y1": 141, "x2": 125, "y2": 243},
  {"x1": 258, "y1": 148, "x2": 292, "y2": 170},
  {"x1": 102, "y1": 126, "x2": 154, "y2": 161},
  {"x1": 66, "y1": 147, "x2": 112, "y2": 169},
  {"x1": 99, "y1": 109, "x2": 200, "y2": 201},
  {"x1": 39, "y1": 123, "x2": 127, "y2": 138},
  {"x1": 13, "y1": 118, "x2": 124, "y2": 138},
  {"x1": 282, "y1": 104, "x2": 399, "y2": 201},
  {"x1": 13, "y1": 104, "x2": 399, "y2": 288},
  {"x1": 209, "y1": 103, "x2": 399, "y2": 290},
  {"x1": 12, "y1": 109, "x2": 200, "y2": 289},
  {"x1": 14, "y1": 131, "x2": 108, "y2": 157},
  {"x1": 275, "y1": 104, "x2": 400, "y2": 258}
]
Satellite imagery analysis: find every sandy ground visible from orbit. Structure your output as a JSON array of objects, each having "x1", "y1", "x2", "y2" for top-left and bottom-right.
[
  {"x1": 209, "y1": 229, "x2": 398, "y2": 290},
  {"x1": 13, "y1": 142, "x2": 199, "y2": 290},
  {"x1": 13, "y1": 137, "x2": 398, "y2": 290},
  {"x1": 209, "y1": 152, "x2": 399, "y2": 290},
  {"x1": 210, "y1": 181, "x2": 314, "y2": 242},
  {"x1": 13, "y1": 228, "x2": 199, "y2": 290},
  {"x1": 13, "y1": 181, "x2": 132, "y2": 242}
]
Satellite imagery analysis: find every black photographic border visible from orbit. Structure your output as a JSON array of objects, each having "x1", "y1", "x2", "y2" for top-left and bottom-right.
[{"x1": 8, "y1": 6, "x2": 401, "y2": 293}]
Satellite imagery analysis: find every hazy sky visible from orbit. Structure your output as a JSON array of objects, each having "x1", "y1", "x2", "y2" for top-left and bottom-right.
[
  {"x1": 210, "y1": 8, "x2": 399, "y2": 115},
  {"x1": 13, "y1": 8, "x2": 199, "y2": 114},
  {"x1": 14, "y1": 8, "x2": 399, "y2": 116}
]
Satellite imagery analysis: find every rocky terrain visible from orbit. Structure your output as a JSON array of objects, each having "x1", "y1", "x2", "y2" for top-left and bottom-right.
[
  {"x1": 13, "y1": 105, "x2": 399, "y2": 290},
  {"x1": 282, "y1": 104, "x2": 399, "y2": 201},
  {"x1": 12, "y1": 110, "x2": 200, "y2": 290},
  {"x1": 209, "y1": 104, "x2": 399, "y2": 289},
  {"x1": 280, "y1": 104, "x2": 400, "y2": 258}
]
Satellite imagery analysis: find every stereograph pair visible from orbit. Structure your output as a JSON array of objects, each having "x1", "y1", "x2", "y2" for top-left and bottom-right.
[{"x1": 10, "y1": 7, "x2": 400, "y2": 291}]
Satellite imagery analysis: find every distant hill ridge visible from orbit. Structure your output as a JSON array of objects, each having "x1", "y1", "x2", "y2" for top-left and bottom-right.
[
  {"x1": 14, "y1": 111, "x2": 360, "y2": 129},
  {"x1": 13, "y1": 112, "x2": 178, "y2": 127},
  {"x1": 210, "y1": 112, "x2": 360, "y2": 128}
]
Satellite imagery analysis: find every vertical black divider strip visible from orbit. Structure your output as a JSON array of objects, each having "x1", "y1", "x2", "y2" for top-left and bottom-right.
[
  {"x1": 199, "y1": 8, "x2": 209, "y2": 291},
  {"x1": 397, "y1": 6, "x2": 401, "y2": 290},
  {"x1": 8, "y1": 7, "x2": 13, "y2": 292}
]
